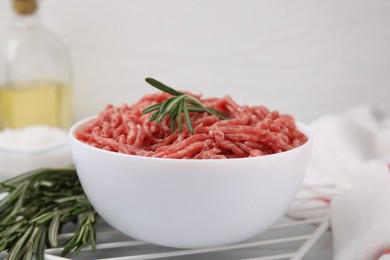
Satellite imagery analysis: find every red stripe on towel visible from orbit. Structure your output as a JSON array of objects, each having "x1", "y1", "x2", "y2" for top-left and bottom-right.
[{"x1": 314, "y1": 197, "x2": 332, "y2": 204}]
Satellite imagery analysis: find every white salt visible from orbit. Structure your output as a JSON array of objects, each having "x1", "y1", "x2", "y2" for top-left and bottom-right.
[
  {"x1": 0, "y1": 125, "x2": 68, "y2": 153},
  {"x1": 0, "y1": 125, "x2": 73, "y2": 180}
]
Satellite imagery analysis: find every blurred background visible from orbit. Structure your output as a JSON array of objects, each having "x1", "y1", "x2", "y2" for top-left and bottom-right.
[{"x1": 1, "y1": 0, "x2": 389, "y2": 123}]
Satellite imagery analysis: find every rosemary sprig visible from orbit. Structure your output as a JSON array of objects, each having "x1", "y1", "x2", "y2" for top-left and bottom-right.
[
  {"x1": 0, "y1": 167, "x2": 97, "y2": 260},
  {"x1": 142, "y1": 77, "x2": 227, "y2": 134}
]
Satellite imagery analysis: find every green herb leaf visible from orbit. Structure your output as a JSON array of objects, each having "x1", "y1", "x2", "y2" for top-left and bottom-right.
[
  {"x1": 0, "y1": 167, "x2": 97, "y2": 259},
  {"x1": 183, "y1": 101, "x2": 194, "y2": 134},
  {"x1": 145, "y1": 77, "x2": 183, "y2": 96},
  {"x1": 142, "y1": 78, "x2": 227, "y2": 134},
  {"x1": 141, "y1": 103, "x2": 162, "y2": 114},
  {"x1": 48, "y1": 211, "x2": 60, "y2": 247}
]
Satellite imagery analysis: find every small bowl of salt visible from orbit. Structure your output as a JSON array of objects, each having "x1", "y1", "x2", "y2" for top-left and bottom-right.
[{"x1": 0, "y1": 125, "x2": 73, "y2": 181}]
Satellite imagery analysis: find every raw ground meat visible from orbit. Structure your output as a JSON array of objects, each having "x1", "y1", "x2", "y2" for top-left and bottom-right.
[{"x1": 75, "y1": 92, "x2": 308, "y2": 159}]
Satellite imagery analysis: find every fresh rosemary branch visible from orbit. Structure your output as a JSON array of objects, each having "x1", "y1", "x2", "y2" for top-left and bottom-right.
[
  {"x1": 0, "y1": 167, "x2": 97, "y2": 260},
  {"x1": 142, "y1": 77, "x2": 227, "y2": 134}
]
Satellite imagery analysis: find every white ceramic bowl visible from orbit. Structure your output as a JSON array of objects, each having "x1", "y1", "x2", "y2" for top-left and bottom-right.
[{"x1": 69, "y1": 117, "x2": 313, "y2": 249}]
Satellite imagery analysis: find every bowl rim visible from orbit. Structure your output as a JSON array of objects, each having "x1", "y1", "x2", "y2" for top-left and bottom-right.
[{"x1": 69, "y1": 115, "x2": 312, "y2": 162}]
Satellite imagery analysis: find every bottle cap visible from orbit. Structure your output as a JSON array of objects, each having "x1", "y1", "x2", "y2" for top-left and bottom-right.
[{"x1": 12, "y1": 0, "x2": 38, "y2": 15}]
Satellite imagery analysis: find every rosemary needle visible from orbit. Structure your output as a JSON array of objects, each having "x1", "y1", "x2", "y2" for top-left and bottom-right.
[
  {"x1": 142, "y1": 77, "x2": 227, "y2": 134},
  {"x1": 0, "y1": 167, "x2": 97, "y2": 260}
]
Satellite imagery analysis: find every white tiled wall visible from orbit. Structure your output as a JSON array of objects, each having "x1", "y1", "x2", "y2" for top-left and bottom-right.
[{"x1": 1, "y1": 0, "x2": 389, "y2": 123}]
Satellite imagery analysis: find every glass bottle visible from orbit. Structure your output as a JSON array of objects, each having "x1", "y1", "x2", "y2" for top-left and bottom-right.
[{"x1": 0, "y1": 0, "x2": 72, "y2": 130}]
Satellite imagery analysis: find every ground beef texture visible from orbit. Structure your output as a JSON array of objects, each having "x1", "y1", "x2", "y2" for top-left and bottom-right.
[{"x1": 75, "y1": 92, "x2": 308, "y2": 159}]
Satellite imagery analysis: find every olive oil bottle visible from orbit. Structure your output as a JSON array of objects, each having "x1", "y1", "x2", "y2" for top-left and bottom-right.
[{"x1": 0, "y1": 0, "x2": 72, "y2": 130}]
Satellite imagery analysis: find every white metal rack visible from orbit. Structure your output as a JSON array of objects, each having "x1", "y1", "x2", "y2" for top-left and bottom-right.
[{"x1": 41, "y1": 185, "x2": 337, "y2": 260}]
